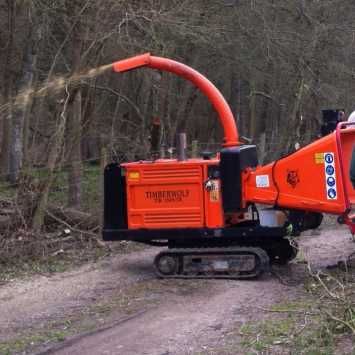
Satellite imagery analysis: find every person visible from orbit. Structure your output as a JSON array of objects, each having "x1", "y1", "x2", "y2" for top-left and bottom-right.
[
  {"x1": 348, "y1": 111, "x2": 355, "y2": 189},
  {"x1": 348, "y1": 110, "x2": 355, "y2": 122},
  {"x1": 320, "y1": 109, "x2": 344, "y2": 136},
  {"x1": 351, "y1": 148, "x2": 355, "y2": 189}
]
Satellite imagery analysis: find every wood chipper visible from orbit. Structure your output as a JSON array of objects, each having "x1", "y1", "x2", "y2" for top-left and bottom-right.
[{"x1": 103, "y1": 53, "x2": 355, "y2": 279}]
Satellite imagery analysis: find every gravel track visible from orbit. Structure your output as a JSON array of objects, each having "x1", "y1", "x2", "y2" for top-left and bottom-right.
[{"x1": 1, "y1": 226, "x2": 354, "y2": 354}]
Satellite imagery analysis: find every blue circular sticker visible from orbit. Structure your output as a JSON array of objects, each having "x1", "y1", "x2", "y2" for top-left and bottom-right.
[
  {"x1": 325, "y1": 153, "x2": 334, "y2": 164},
  {"x1": 326, "y1": 165, "x2": 335, "y2": 175},
  {"x1": 328, "y1": 188, "x2": 337, "y2": 199},
  {"x1": 327, "y1": 176, "x2": 336, "y2": 187}
]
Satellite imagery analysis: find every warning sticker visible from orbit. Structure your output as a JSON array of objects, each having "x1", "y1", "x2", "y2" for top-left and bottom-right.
[
  {"x1": 256, "y1": 175, "x2": 270, "y2": 188},
  {"x1": 315, "y1": 153, "x2": 324, "y2": 164},
  {"x1": 324, "y1": 152, "x2": 337, "y2": 200},
  {"x1": 209, "y1": 180, "x2": 220, "y2": 202}
]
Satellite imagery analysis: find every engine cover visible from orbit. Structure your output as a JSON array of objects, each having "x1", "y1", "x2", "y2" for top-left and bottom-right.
[{"x1": 122, "y1": 158, "x2": 224, "y2": 229}]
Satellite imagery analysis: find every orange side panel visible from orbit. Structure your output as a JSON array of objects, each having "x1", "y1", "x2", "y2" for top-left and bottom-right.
[
  {"x1": 124, "y1": 161, "x2": 206, "y2": 229},
  {"x1": 244, "y1": 132, "x2": 349, "y2": 214},
  {"x1": 337, "y1": 127, "x2": 355, "y2": 208}
]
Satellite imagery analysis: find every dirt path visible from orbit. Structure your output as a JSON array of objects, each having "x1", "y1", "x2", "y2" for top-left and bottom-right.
[
  {"x1": 0, "y1": 248, "x2": 158, "y2": 341},
  {"x1": 1, "y1": 226, "x2": 354, "y2": 354},
  {"x1": 41, "y1": 278, "x2": 294, "y2": 355}
]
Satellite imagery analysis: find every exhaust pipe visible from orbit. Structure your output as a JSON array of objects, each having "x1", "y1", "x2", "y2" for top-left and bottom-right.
[{"x1": 177, "y1": 133, "x2": 187, "y2": 161}]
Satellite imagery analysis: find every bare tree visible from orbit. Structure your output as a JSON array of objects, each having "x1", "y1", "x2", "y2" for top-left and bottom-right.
[{"x1": 9, "y1": 2, "x2": 39, "y2": 183}]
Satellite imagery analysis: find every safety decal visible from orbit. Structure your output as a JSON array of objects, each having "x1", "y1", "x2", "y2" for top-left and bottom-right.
[
  {"x1": 209, "y1": 180, "x2": 220, "y2": 202},
  {"x1": 314, "y1": 153, "x2": 324, "y2": 164},
  {"x1": 256, "y1": 175, "x2": 270, "y2": 188},
  {"x1": 324, "y1": 152, "x2": 337, "y2": 200},
  {"x1": 205, "y1": 180, "x2": 220, "y2": 202}
]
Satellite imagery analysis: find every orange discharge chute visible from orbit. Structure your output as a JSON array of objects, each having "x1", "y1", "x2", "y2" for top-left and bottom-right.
[{"x1": 112, "y1": 53, "x2": 240, "y2": 147}]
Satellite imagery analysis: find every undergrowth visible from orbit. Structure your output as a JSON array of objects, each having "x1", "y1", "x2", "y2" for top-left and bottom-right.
[
  {"x1": 0, "y1": 163, "x2": 121, "y2": 281},
  {"x1": 238, "y1": 267, "x2": 355, "y2": 354}
]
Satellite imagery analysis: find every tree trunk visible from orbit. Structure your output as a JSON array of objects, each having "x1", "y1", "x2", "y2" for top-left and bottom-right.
[
  {"x1": 229, "y1": 69, "x2": 241, "y2": 129},
  {"x1": 32, "y1": 97, "x2": 69, "y2": 232},
  {"x1": 66, "y1": 3, "x2": 84, "y2": 208},
  {"x1": 173, "y1": 86, "x2": 198, "y2": 145},
  {"x1": 150, "y1": 117, "x2": 161, "y2": 157},
  {"x1": 280, "y1": 77, "x2": 305, "y2": 155},
  {"x1": 9, "y1": 3, "x2": 38, "y2": 182},
  {"x1": 67, "y1": 89, "x2": 83, "y2": 208},
  {"x1": 248, "y1": 80, "x2": 257, "y2": 139},
  {"x1": 0, "y1": 1, "x2": 15, "y2": 176}
]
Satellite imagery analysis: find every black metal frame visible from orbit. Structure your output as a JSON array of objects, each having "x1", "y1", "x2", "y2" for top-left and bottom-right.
[
  {"x1": 104, "y1": 163, "x2": 127, "y2": 230},
  {"x1": 102, "y1": 225, "x2": 287, "y2": 243}
]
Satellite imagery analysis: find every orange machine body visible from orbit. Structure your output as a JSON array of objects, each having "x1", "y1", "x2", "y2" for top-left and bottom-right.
[
  {"x1": 123, "y1": 125, "x2": 355, "y2": 231},
  {"x1": 244, "y1": 126, "x2": 355, "y2": 217},
  {"x1": 122, "y1": 159, "x2": 224, "y2": 229},
  {"x1": 104, "y1": 53, "x2": 355, "y2": 237}
]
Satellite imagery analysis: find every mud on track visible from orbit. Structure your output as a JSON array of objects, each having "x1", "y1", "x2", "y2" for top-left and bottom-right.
[{"x1": 1, "y1": 226, "x2": 354, "y2": 355}]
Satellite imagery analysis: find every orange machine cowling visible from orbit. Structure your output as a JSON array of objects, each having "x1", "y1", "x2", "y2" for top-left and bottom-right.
[
  {"x1": 122, "y1": 127, "x2": 355, "y2": 232},
  {"x1": 244, "y1": 126, "x2": 355, "y2": 216},
  {"x1": 122, "y1": 159, "x2": 224, "y2": 229}
]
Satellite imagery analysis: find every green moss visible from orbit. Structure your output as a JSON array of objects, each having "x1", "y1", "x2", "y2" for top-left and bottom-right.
[
  {"x1": 270, "y1": 299, "x2": 312, "y2": 312},
  {"x1": 240, "y1": 317, "x2": 295, "y2": 351},
  {"x1": 0, "y1": 330, "x2": 71, "y2": 355},
  {"x1": 237, "y1": 289, "x2": 355, "y2": 355}
]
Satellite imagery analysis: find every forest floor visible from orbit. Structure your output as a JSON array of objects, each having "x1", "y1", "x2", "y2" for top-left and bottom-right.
[{"x1": 0, "y1": 225, "x2": 355, "y2": 355}]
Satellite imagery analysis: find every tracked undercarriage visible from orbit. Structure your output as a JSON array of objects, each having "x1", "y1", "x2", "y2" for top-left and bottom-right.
[
  {"x1": 154, "y1": 238, "x2": 297, "y2": 279},
  {"x1": 154, "y1": 247, "x2": 269, "y2": 279}
]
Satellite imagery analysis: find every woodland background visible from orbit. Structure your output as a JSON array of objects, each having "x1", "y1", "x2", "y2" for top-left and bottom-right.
[
  {"x1": 1, "y1": 3, "x2": 355, "y2": 352},
  {"x1": 0, "y1": 0, "x2": 355, "y2": 237}
]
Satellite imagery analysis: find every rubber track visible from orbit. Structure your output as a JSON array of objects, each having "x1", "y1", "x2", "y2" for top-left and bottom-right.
[{"x1": 154, "y1": 247, "x2": 269, "y2": 280}]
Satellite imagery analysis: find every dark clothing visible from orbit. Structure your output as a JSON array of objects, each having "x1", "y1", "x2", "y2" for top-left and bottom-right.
[{"x1": 350, "y1": 146, "x2": 355, "y2": 189}]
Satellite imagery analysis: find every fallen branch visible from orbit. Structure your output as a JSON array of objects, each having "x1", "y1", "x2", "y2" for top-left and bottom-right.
[
  {"x1": 45, "y1": 204, "x2": 99, "y2": 230},
  {"x1": 256, "y1": 306, "x2": 316, "y2": 316},
  {"x1": 45, "y1": 207, "x2": 107, "y2": 249},
  {"x1": 324, "y1": 309, "x2": 355, "y2": 334}
]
